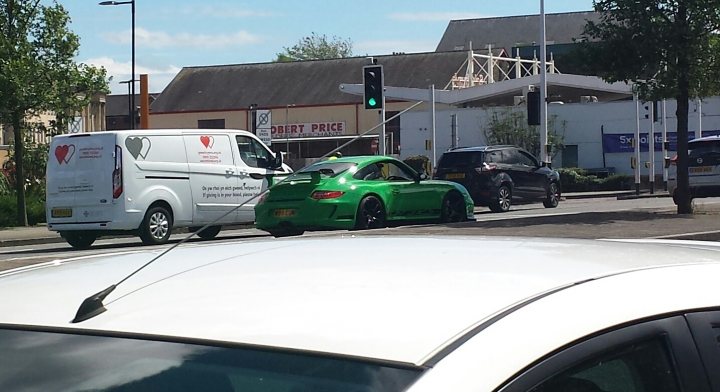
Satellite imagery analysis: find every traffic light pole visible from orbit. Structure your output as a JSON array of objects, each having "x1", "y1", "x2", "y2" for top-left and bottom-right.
[{"x1": 379, "y1": 105, "x2": 385, "y2": 156}]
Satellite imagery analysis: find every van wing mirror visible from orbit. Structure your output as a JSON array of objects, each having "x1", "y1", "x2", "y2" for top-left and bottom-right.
[{"x1": 271, "y1": 151, "x2": 284, "y2": 169}]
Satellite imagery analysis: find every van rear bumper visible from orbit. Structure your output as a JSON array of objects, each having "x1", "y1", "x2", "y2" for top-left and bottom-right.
[{"x1": 48, "y1": 218, "x2": 140, "y2": 232}]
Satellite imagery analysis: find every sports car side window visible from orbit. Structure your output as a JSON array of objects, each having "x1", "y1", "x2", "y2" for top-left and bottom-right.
[
  {"x1": 528, "y1": 338, "x2": 681, "y2": 392},
  {"x1": 354, "y1": 164, "x2": 383, "y2": 181},
  {"x1": 381, "y1": 162, "x2": 414, "y2": 181}
]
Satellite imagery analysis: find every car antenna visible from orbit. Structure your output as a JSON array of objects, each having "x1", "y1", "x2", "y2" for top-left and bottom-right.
[{"x1": 71, "y1": 101, "x2": 424, "y2": 323}]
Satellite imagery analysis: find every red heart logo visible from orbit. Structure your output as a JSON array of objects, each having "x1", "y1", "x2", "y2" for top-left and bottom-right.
[
  {"x1": 55, "y1": 145, "x2": 69, "y2": 164},
  {"x1": 200, "y1": 135, "x2": 211, "y2": 148}
]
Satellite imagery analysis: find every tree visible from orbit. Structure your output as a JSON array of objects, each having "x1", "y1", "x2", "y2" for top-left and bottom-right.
[
  {"x1": 483, "y1": 108, "x2": 565, "y2": 160},
  {"x1": 0, "y1": 1, "x2": 108, "y2": 226},
  {"x1": 580, "y1": 0, "x2": 720, "y2": 214},
  {"x1": 275, "y1": 32, "x2": 353, "y2": 62}
]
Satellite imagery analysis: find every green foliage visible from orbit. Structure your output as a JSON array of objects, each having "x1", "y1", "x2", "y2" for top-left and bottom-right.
[
  {"x1": 0, "y1": 0, "x2": 109, "y2": 225},
  {"x1": 3, "y1": 129, "x2": 49, "y2": 196},
  {"x1": 579, "y1": 0, "x2": 720, "y2": 212},
  {"x1": 0, "y1": 169, "x2": 11, "y2": 196},
  {"x1": 580, "y1": 0, "x2": 720, "y2": 100},
  {"x1": 482, "y1": 108, "x2": 565, "y2": 158},
  {"x1": 558, "y1": 168, "x2": 633, "y2": 192},
  {"x1": 0, "y1": 193, "x2": 45, "y2": 227},
  {"x1": 403, "y1": 155, "x2": 430, "y2": 174},
  {"x1": 275, "y1": 32, "x2": 353, "y2": 62}
]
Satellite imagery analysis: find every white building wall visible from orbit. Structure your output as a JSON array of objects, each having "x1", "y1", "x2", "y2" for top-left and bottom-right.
[{"x1": 400, "y1": 96, "x2": 720, "y2": 176}]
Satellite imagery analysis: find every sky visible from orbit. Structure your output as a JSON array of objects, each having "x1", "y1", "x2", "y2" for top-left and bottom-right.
[{"x1": 61, "y1": 0, "x2": 595, "y2": 94}]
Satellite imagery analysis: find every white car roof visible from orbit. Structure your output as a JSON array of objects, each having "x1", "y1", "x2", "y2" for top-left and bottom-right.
[{"x1": 1, "y1": 236, "x2": 719, "y2": 367}]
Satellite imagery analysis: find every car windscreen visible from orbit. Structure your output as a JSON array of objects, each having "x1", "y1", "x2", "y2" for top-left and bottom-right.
[
  {"x1": 295, "y1": 161, "x2": 357, "y2": 178},
  {"x1": 437, "y1": 151, "x2": 484, "y2": 167},
  {"x1": 0, "y1": 328, "x2": 423, "y2": 392}
]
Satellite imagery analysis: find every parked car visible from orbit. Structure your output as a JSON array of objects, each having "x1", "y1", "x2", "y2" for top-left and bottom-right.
[
  {"x1": 434, "y1": 145, "x2": 561, "y2": 212},
  {"x1": 668, "y1": 135, "x2": 720, "y2": 204},
  {"x1": 46, "y1": 129, "x2": 291, "y2": 249},
  {"x1": 2, "y1": 236, "x2": 720, "y2": 391},
  {"x1": 255, "y1": 156, "x2": 475, "y2": 237}
]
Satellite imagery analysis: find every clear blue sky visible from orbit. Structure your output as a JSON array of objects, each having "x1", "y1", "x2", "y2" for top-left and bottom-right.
[{"x1": 62, "y1": 0, "x2": 594, "y2": 94}]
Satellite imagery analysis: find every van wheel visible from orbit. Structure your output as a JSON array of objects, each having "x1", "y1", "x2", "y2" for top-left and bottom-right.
[
  {"x1": 140, "y1": 206, "x2": 173, "y2": 245},
  {"x1": 190, "y1": 225, "x2": 222, "y2": 239},
  {"x1": 62, "y1": 231, "x2": 97, "y2": 250}
]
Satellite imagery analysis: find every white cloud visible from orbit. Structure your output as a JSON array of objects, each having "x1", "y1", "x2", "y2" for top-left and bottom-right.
[
  {"x1": 102, "y1": 28, "x2": 261, "y2": 49},
  {"x1": 83, "y1": 57, "x2": 181, "y2": 94},
  {"x1": 355, "y1": 40, "x2": 437, "y2": 56},
  {"x1": 388, "y1": 12, "x2": 489, "y2": 22}
]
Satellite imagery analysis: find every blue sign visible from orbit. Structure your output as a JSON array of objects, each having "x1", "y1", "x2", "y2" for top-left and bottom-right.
[{"x1": 602, "y1": 130, "x2": 720, "y2": 153}]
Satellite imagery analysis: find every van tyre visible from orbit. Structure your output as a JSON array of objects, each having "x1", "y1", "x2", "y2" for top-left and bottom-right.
[
  {"x1": 190, "y1": 225, "x2": 222, "y2": 239},
  {"x1": 543, "y1": 181, "x2": 560, "y2": 208},
  {"x1": 140, "y1": 206, "x2": 173, "y2": 245},
  {"x1": 63, "y1": 231, "x2": 97, "y2": 250},
  {"x1": 489, "y1": 184, "x2": 512, "y2": 213}
]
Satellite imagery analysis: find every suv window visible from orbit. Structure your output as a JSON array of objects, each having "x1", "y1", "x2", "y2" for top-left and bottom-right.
[
  {"x1": 529, "y1": 338, "x2": 681, "y2": 392},
  {"x1": 438, "y1": 151, "x2": 484, "y2": 167},
  {"x1": 518, "y1": 150, "x2": 539, "y2": 167}
]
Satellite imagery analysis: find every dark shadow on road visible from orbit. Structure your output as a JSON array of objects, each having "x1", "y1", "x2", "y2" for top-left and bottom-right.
[{"x1": 459, "y1": 210, "x2": 690, "y2": 229}]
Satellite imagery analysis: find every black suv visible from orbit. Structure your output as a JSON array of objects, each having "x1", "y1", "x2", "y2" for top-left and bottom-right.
[{"x1": 434, "y1": 145, "x2": 561, "y2": 212}]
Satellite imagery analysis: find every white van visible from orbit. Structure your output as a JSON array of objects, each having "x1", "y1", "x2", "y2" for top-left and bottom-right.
[
  {"x1": 668, "y1": 135, "x2": 720, "y2": 204},
  {"x1": 46, "y1": 129, "x2": 291, "y2": 248}
]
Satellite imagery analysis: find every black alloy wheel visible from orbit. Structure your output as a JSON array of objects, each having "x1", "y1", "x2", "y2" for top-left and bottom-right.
[
  {"x1": 489, "y1": 184, "x2": 512, "y2": 213},
  {"x1": 139, "y1": 206, "x2": 173, "y2": 245},
  {"x1": 190, "y1": 225, "x2": 222, "y2": 239},
  {"x1": 63, "y1": 231, "x2": 97, "y2": 250},
  {"x1": 268, "y1": 229, "x2": 305, "y2": 238},
  {"x1": 355, "y1": 196, "x2": 387, "y2": 230},
  {"x1": 441, "y1": 192, "x2": 466, "y2": 223},
  {"x1": 543, "y1": 181, "x2": 560, "y2": 208}
]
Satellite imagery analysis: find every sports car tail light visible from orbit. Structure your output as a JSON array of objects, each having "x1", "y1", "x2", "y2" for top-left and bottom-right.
[
  {"x1": 311, "y1": 191, "x2": 345, "y2": 200},
  {"x1": 476, "y1": 162, "x2": 497, "y2": 173},
  {"x1": 257, "y1": 192, "x2": 269, "y2": 205}
]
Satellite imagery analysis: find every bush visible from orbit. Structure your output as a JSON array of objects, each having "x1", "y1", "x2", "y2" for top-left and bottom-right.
[
  {"x1": 0, "y1": 193, "x2": 46, "y2": 228},
  {"x1": 403, "y1": 155, "x2": 430, "y2": 175},
  {"x1": 558, "y1": 168, "x2": 633, "y2": 192}
]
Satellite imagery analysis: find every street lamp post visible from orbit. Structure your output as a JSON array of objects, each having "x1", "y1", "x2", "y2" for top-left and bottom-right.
[
  {"x1": 99, "y1": 0, "x2": 136, "y2": 130},
  {"x1": 285, "y1": 104, "x2": 295, "y2": 157}
]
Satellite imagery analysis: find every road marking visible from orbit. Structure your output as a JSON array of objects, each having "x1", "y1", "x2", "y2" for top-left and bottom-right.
[{"x1": 649, "y1": 229, "x2": 720, "y2": 239}]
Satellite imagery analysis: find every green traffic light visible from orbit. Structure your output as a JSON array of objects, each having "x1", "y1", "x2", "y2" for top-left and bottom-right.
[{"x1": 368, "y1": 97, "x2": 377, "y2": 107}]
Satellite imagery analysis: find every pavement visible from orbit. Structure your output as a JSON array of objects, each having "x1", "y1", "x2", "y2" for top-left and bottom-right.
[{"x1": 3, "y1": 189, "x2": 715, "y2": 248}]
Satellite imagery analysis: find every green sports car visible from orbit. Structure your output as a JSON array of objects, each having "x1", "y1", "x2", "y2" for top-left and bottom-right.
[{"x1": 255, "y1": 156, "x2": 475, "y2": 236}]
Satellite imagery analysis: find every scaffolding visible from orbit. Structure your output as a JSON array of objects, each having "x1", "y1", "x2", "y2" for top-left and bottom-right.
[{"x1": 446, "y1": 44, "x2": 560, "y2": 90}]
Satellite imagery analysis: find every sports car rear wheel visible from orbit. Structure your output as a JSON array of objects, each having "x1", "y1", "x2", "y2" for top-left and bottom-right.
[
  {"x1": 355, "y1": 196, "x2": 386, "y2": 230},
  {"x1": 441, "y1": 192, "x2": 466, "y2": 223}
]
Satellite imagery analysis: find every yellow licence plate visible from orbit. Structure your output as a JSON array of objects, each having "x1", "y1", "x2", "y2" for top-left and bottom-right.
[
  {"x1": 273, "y1": 209, "x2": 296, "y2": 217},
  {"x1": 690, "y1": 166, "x2": 713, "y2": 174},
  {"x1": 446, "y1": 173, "x2": 465, "y2": 179},
  {"x1": 51, "y1": 208, "x2": 73, "y2": 218}
]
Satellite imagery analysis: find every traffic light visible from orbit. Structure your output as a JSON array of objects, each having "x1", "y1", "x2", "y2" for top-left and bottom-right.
[
  {"x1": 363, "y1": 65, "x2": 384, "y2": 109},
  {"x1": 527, "y1": 90, "x2": 540, "y2": 125}
]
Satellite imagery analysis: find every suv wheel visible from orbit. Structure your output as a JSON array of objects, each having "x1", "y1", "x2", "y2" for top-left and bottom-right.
[
  {"x1": 489, "y1": 184, "x2": 512, "y2": 213},
  {"x1": 543, "y1": 182, "x2": 560, "y2": 208}
]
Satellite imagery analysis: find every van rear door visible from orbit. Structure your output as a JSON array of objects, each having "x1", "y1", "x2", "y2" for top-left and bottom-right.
[{"x1": 46, "y1": 133, "x2": 116, "y2": 223}]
